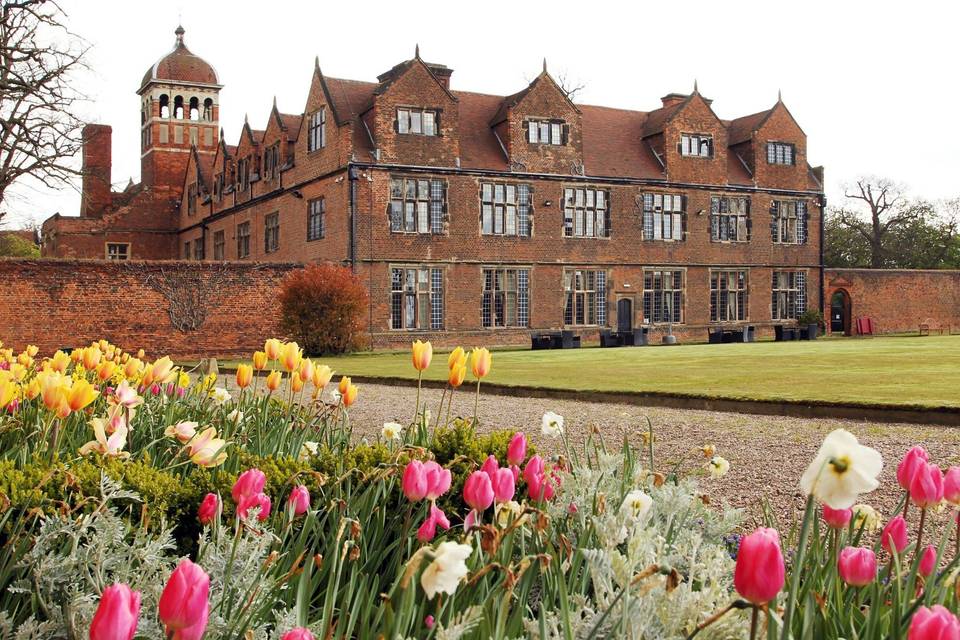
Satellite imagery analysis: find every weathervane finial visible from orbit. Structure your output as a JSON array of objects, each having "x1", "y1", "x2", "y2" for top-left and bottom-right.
[
  {"x1": 693, "y1": 78, "x2": 699, "y2": 94},
  {"x1": 543, "y1": 57, "x2": 548, "y2": 74},
  {"x1": 415, "y1": 43, "x2": 420, "y2": 59}
]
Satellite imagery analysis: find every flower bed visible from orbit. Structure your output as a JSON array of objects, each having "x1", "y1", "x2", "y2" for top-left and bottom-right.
[{"x1": 0, "y1": 338, "x2": 958, "y2": 638}]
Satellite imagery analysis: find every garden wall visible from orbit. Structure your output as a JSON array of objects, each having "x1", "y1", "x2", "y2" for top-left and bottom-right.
[
  {"x1": 824, "y1": 268, "x2": 960, "y2": 335},
  {"x1": 0, "y1": 259, "x2": 300, "y2": 359}
]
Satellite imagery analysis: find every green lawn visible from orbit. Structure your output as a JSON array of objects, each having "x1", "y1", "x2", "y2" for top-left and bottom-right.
[{"x1": 306, "y1": 335, "x2": 960, "y2": 409}]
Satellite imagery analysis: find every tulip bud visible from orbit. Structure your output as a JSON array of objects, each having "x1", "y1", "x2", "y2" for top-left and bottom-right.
[
  {"x1": 881, "y1": 515, "x2": 909, "y2": 555},
  {"x1": 447, "y1": 346, "x2": 465, "y2": 370},
  {"x1": 252, "y1": 351, "x2": 268, "y2": 371},
  {"x1": 422, "y1": 461, "x2": 451, "y2": 501},
  {"x1": 411, "y1": 340, "x2": 433, "y2": 371},
  {"x1": 908, "y1": 605, "x2": 960, "y2": 640},
  {"x1": 158, "y1": 559, "x2": 210, "y2": 638},
  {"x1": 910, "y1": 462, "x2": 944, "y2": 509},
  {"x1": 944, "y1": 466, "x2": 960, "y2": 506},
  {"x1": 312, "y1": 365, "x2": 333, "y2": 389},
  {"x1": 281, "y1": 342, "x2": 302, "y2": 373},
  {"x1": 291, "y1": 374, "x2": 305, "y2": 393},
  {"x1": 299, "y1": 358, "x2": 314, "y2": 382},
  {"x1": 402, "y1": 460, "x2": 427, "y2": 502},
  {"x1": 919, "y1": 544, "x2": 938, "y2": 578},
  {"x1": 90, "y1": 583, "x2": 141, "y2": 640},
  {"x1": 198, "y1": 493, "x2": 220, "y2": 525},
  {"x1": 733, "y1": 527, "x2": 786, "y2": 605},
  {"x1": 265, "y1": 370, "x2": 282, "y2": 392},
  {"x1": 447, "y1": 364, "x2": 466, "y2": 388},
  {"x1": 342, "y1": 382, "x2": 358, "y2": 407},
  {"x1": 506, "y1": 432, "x2": 527, "y2": 466},
  {"x1": 490, "y1": 467, "x2": 516, "y2": 503},
  {"x1": 289, "y1": 485, "x2": 310, "y2": 516},
  {"x1": 232, "y1": 469, "x2": 267, "y2": 504},
  {"x1": 837, "y1": 546, "x2": 877, "y2": 587},
  {"x1": 822, "y1": 504, "x2": 853, "y2": 529},
  {"x1": 470, "y1": 347, "x2": 492, "y2": 379},
  {"x1": 463, "y1": 470, "x2": 495, "y2": 512},
  {"x1": 235, "y1": 364, "x2": 253, "y2": 389},
  {"x1": 897, "y1": 446, "x2": 929, "y2": 490},
  {"x1": 281, "y1": 629, "x2": 316, "y2": 640},
  {"x1": 264, "y1": 338, "x2": 282, "y2": 360}
]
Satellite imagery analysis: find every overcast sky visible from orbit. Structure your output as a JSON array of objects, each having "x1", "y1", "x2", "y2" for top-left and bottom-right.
[{"x1": 5, "y1": 0, "x2": 958, "y2": 227}]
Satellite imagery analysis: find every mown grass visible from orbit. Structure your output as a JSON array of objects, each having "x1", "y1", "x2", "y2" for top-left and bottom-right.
[{"x1": 222, "y1": 335, "x2": 960, "y2": 409}]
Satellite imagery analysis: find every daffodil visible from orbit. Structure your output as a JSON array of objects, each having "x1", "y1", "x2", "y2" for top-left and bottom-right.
[
  {"x1": 541, "y1": 411, "x2": 564, "y2": 438},
  {"x1": 382, "y1": 422, "x2": 403, "y2": 440},
  {"x1": 852, "y1": 503, "x2": 882, "y2": 531},
  {"x1": 208, "y1": 387, "x2": 232, "y2": 407},
  {"x1": 420, "y1": 541, "x2": 473, "y2": 599},
  {"x1": 709, "y1": 455, "x2": 730, "y2": 478},
  {"x1": 800, "y1": 429, "x2": 883, "y2": 509},
  {"x1": 619, "y1": 489, "x2": 653, "y2": 524}
]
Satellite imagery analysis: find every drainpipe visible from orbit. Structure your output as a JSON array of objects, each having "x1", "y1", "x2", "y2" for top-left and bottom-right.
[
  {"x1": 348, "y1": 164, "x2": 358, "y2": 272},
  {"x1": 818, "y1": 194, "x2": 827, "y2": 318}
]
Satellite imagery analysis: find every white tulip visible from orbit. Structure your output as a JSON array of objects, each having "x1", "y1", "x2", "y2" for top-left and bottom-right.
[
  {"x1": 420, "y1": 541, "x2": 472, "y2": 599},
  {"x1": 799, "y1": 429, "x2": 883, "y2": 509},
  {"x1": 541, "y1": 411, "x2": 564, "y2": 438}
]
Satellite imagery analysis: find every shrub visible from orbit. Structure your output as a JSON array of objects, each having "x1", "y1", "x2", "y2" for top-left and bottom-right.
[{"x1": 278, "y1": 262, "x2": 368, "y2": 355}]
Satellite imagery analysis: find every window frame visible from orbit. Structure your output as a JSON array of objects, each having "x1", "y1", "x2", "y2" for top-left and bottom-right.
[
  {"x1": 526, "y1": 118, "x2": 565, "y2": 145},
  {"x1": 237, "y1": 221, "x2": 251, "y2": 259},
  {"x1": 389, "y1": 265, "x2": 444, "y2": 331},
  {"x1": 641, "y1": 193, "x2": 686, "y2": 242},
  {"x1": 680, "y1": 133, "x2": 714, "y2": 158},
  {"x1": 389, "y1": 177, "x2": 446, "y2": 234},
  {"x1": 264, "y1": 212, "x2": 280, "y2": 254},
  {"x1": 766, "y1": 141, "x2": 796, "y2": 166},
  {"x1": 481, "y1": 266, "x2": 530, "y2": 328},
  {"x1": 480, "y1": 182, "x2": 533, "y2": 237},
  {"x1": 396, "y1": 107, "x2": 439, "y2": 137},
  {"x1": 710, "y1": 196, "x2": 751, "y2": 243},
  {"x1": 772, "y1": 270, "x2": 807, "y2": 321},
  {"x1": 642, "y1": 269, "x2": 685, "y2": 325},
  {"x1": 710, "y1": 269, "x2": 748, "y2": 323},
  {"x1": 307, "y1": 197, "x2": 325, "y2": 241},
  {"x1": 770, "y1": 200, "x2": 807, "y2": 245},
  {"x1": 105, "y1": 242, "x2": 130, "y2": 261},
  {"x1": 562, "y1": 268, "x2": 608, "y2": 327},
  {"x1": 213, "y1": 230, "x2": 225, "y2": 260},
  {"x1": 562, "y1": 187, "x2": 611, "y2": 239},
  {"x1": 307, "y1": 107, "x2": 326, "y2": 152}
]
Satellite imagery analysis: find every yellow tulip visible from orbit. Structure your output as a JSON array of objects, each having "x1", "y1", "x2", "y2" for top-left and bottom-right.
[
  {"x1": 50, "y1": 350, "x2": 71, "y2": 374},
  {"x1": 235, "y1": 364, "x2": 253, "y2": 389},
  {"x1": 0, "y1": 379, "x2": 16, "y2": 408},
  {"x1": 16, "y1": 353, "x2": 32, "y2": 368},
  {"x1": 26, "y1": 345, "x2": 39, "y2": 358},
  {"x1": 448, "y1": 363, "x2": 467, "y2": 388},
  {"x1": 96, "y1": 360, "x2": 116, "y2": 382},
  {"x1": 24, "y1": 378, "x2": 41, "y2": 400},
  {"x1": 188, "y1": 427, "x2": 228, "y2": 467},
  {"x1": 82, "y1": 346, "x2": 102, "y2": 370},
  {"x1": 470, "y1": 347, "x2": 492, "y2": 379},
  {"x1": 342, "y1": 382, "x2": 359, "y2": 407},
  {"x1": 312, "y1": 365, "x2": 334, "y2": 389},
  {"x1": 149, "y1": 356, "x2": 176, "y2": 385},
  {"x1": 264, "y1": 338, "x2": 282, "y2": 361},
  {"x1": 291, "y1": 374, "x2": 305, "y2": 393},
  {"x1": 39, "y1": 372, "x2": 68, "y2": 411},
  {"x1": 338, "y1": 375, "x2": 351, "y2": 395},
  {"x1": 447, "y1": 346, "x2": 466, "y2": 370},
  {"x1": 124, "y1": 358, "x2": 144, "y2": 380},
  {"x1": 411, "y1": 340, "x2": 433, "y2": 371},
  {"x1": 136, "y1": 349, "x2": 145, "y2": 359},
  {"x1": 265, "y1": 370, "x2": 282, "y2": 392},
  {"x1": 252, "y1": 351, "x2": 268, "y2": 370},
  {"x1": 280, "y1": 341, "x2": 302, "y2": 373},
  {"x1": 9, "y1": 363, "x2": 26, "y2": 381},
  {"x1": 298, "y1": 358, "x2": 314, "y2": 382},
  {"x1": 97, "y1": 339, "x2": 109, "y2": 351},
  {"x1": 178, "y1": 371, "x2": 190, "y2": 389},
  {"x1": 67, "y1": 378, "x2": 99, "y2": 412}
]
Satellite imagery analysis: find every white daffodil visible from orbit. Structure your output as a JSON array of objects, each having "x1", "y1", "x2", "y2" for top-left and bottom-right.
[
  {"x1": 420, "y1": 541, "x2": 473, "y2": 599},
  {"x1": 852, "y1": 503, "x2": 882, "y2": 532},
  {"x1": 330, "y1": 389, "x2": 342, "y2": 404},
  {"x1": 495, "y1": 500, "x2": 525, "y2": 528},
  {"x1": 541, "y1": 411, "x2": 564, "y2": 438},
  {"x1": 799, "y1": 429, "x2": 883, "y2": 509},
  {"x1": 226, "y1": 409, "x2": 244, "y2": 424},
  {"x1": 709, "y1": 455, "x2": 730, "y2": 478},
  {"x1": 619, "y1": 489, "x2": 653, "y2": 524},
  {"x1": 299, "y1": 441, "x2": 319, "y2": 460},
  {"x1": 209, "y1": 387, "x2": 232, "y2": 407},
  {"x1": 381, "y1": 422, "x2": 403, "y2": 440}
]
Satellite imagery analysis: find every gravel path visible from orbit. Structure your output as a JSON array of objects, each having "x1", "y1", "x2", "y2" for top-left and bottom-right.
[{"x1": 338, "y1": 382, "x2": 960, "y2": 531}]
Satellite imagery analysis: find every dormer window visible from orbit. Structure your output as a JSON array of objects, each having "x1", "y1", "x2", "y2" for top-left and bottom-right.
[
  {"x1": 397, "y1": 108, "x2": 438, "y2": 136},
  {"x1": 680, "y1": 133, "x2": 713, "y2": 158},
  {"x1": 527, "y1": 119, "x2": 565, "y2": 145},
  {"x1": 767, "y1": 142, "x2": 795, "y2": 165},
  {"x1": 308, "y1": 107, "x2": 326, "y2": 151}
]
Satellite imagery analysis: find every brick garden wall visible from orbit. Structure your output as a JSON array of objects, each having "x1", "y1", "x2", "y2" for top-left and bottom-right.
[
  {"x1": 0, "y1": 259, "x2": 300, "y2": 359},
  {"x1": 824, "y1": 268, "x2": 960, "y2": 335}
]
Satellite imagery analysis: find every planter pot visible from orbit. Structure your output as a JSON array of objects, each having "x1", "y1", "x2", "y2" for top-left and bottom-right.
[
  {"x1": 806, "y1": 323, "x2": 819, "y2": 340},
  {"x1": 662, "y1": 334, "x2": 677, "y2": 345}
]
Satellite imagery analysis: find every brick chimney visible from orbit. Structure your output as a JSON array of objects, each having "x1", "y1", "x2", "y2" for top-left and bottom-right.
[
  {"x1": 80, "y1": 124, "x2": 112, "y2": 217},
  {"x1": 660, "y1": 93, "x2": 688, "y2": 108}
]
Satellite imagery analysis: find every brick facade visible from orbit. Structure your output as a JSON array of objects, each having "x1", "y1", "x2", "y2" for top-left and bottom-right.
[
  {"x1": 41, "y1": 29, "x2": 828, "y2": 348},
  {"x1": 0, "y1": 259, "x2": 296, "y2": 358}
]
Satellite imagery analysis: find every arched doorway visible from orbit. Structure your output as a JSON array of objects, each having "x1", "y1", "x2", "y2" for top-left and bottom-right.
[
  {"x1": 617, "y1": 297, "x2": 633, "y2": 333},
  {"x1": 830, "y1": 289, "x2": 852, "y2": 335}
]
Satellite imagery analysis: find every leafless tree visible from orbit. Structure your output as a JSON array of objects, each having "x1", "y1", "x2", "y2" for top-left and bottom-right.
[
  {"x1": 556, "y1": 71, "x2": 586, "y2": 101},
  {"x1": 0, "y1": 0, "x2": 87, "y2": 217},
  {"x1": 834, "y1": 177, "x2": 923, "y2": 268}
]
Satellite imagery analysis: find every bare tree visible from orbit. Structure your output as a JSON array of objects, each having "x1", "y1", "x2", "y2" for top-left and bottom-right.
[
  {"x1": 834, "y1": 177, "x2": 923, "y2": 268},
  {"x1": 0, "y1": 0, "x2": 87, "y2": 217},
  {"x1": 556, "y1": 71, "x2": 586, "y2": 101}
]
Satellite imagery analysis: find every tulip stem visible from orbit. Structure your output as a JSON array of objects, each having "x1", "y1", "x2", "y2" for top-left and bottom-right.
[
  {"x1": 414, "y1": 371, "x2": 423, "y2": 426},
  {"x1": 902, "y1": 490, "x2": 910, "y2": 521},
  {"x1": 780, "y1": 494, "x2": 815, "y2": 640},
  {"x1": 445, "y1": 387, "x2": 454, "y2": 428},
  {"x1": 473, "y1": 379, "x2": 481, "y2": 426},
  {"x1": 955, "y1": 510, "x2": 959, "y2": 559},
  {"x1": 435, "y1": 387, "x2": 446, "y2": 431},
  {"x1": 749, "y1": 606, "x2": 759, "y2": 640},
  {"x1": 916, "y1": 507, "x2": 927, "y2": 556}
]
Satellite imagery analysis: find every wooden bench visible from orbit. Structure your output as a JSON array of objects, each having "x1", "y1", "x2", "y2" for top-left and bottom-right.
[{"x1": 920, "y1": 318, "x2": 950, "y2": 336}]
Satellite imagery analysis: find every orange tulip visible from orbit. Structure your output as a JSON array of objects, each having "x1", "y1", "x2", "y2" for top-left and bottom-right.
[
  {"x1": 97, "y1": 339, "x2": 109, "y2": 352},
  {"x1": 448, "y1": 364, "x2": 467, "y2": 388},
  {"x1": 96, "y1": 360, "x2": 116, "y2": 382},
  {"x1": 338, "y1": 375, "x2": 351, "y2": 395},
  {"x1": 50, "y1": 350, "x2": 71, "y2": 374},
  {"x1": 70, "y1": 349, "x2": 83, "y2": 363},
  {"x1": 136, "y1": 349, "x2": 145, "y2": 359},
  {"x1": 124, "y1": 358, "x2": 144, "y2": 379},
  {"x1": 252, "y1": 351, "x2": 268, "y2": 371},
  {"x1": 264, "y1": 338, "x2": 282, "y2": 361},
  {"x1": 39, "y1": 372, "x2": 68, "y2": 412},
  {"x1": 24, "y1": 378, "x2": 41, "y2": 400},
  {"x1": 235, "y1": 364, "x2": 253, "y2": 389},
  {"x1": 298, "y1": 358, "x2": 314, "y2": 382},
  {"x1": 342, "y1": 382, "x2": 359, "y2": 407},
  {"x1": 470, "y1": 347, "x2": 492, "y2": 379},
  {"x1": 447, "y1": 346, "x2": 466, "y2": 370},
  {"x1": 67, "y1": 378, "x2": 99, "y2": 412},
  {"x1": 411, "y1": 340, "x2": 433, "y2": 371},
  {"x1": 291, "y1": 374, "x2": 305, "y2": 393},
  {"x1": 280, "y1": 342, "x2": 302, "y2": 373},
  {"x1": 265, "y1": 370, "x2": 282, "y2": 392},
  {"x1": 9, "y1": 364, "x2": 26, "y2": 382},
  {"x1": 82, "y1": 346, "x2": 102, "y2": 370},
  {"x1": 312, "y1": 364, "x2": 333, "y2": 389},
  {"x1": 149, "y1": 356, "x2": 176, "y2": 385}
]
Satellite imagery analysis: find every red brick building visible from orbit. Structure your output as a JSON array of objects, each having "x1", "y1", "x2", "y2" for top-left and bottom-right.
[{"x1": 43, "y1": 28, "x2": 826, "y2": 348}]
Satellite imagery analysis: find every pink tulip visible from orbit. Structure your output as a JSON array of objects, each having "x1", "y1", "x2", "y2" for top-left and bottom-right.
[
  {"x1": 919, "y1": 545, "x2": 938, "y2": 577},
  {"x1": 908, "y1": 605, "x2": 960, "y2": 640},
  {"x1": 490, "y1": 467, "x2": 516, "y2": 502},
  {"x1": 898, "y1": 446, "x2": 929, "y2": 490},
  {"x1": 237, "y1": 492, "x2": 272, "y2": 521},
  {"x1": 402, "y1": 460, "x2": 427, "y2": 502},
  {"x1": 523, "y1": 455, "x2": 555, "y2": 501},
  {"x1": 197, "y1": 493, "x2": 219, "y2": 525},
  {"x1": 480, "y1": 454, "x2": 499, "y2": 477},
  {"x1": 416, "y1": 504, "x2": 451, "y2": 542},
  {"x1": 232, "y1": 468, "x2": 266, "y2": 504},
  {"x1": 425, "y1": 615, "x2": 435, "y2": 629},
  {"x1": 506, "y1": 432, "x2": 527, "y2": 466},
  {"x1": 822, "y1": 504, "x2": 852, "y2": 529},
  {"x1": 837, "y1": 547, "x2": 877, "y2": 587},
  {"x1": 733, "y1": 527, "x2": 785, "y2": 605},
  {"x1": 158, "y1": 559, "x2": 210, "y2": 639},
  {"x1": 89, "y1": 583, "x2": 141, "y2": 640},
  {"x1": 910, "y1": 462, "x2": 944, "y2": 509},
  {"x1": 289, "y1": 485, "x2": 310, "y2": 516},
  {"x1": 464, "y1": 509, "x2": 480, "y2": 531},
  {"x1": 281, "y1": 628, "x2": 316, "y2": 640},
  {"x1": 463, "y1": 471, "x2": 494, "y2": 512},
  {"x1": 423, "y1": 461, "x2": 451, "y2": 500},
  {"x1": 882, "y1": 515, "x2": 909, "y2": 555},
  {"x1": 944, "y1": 467, "x2": 960, "y2": 506}
]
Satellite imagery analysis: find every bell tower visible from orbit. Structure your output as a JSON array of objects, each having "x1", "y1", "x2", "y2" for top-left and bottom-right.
[{"x1": 137, "y1": 25, "x2": 221, "y2": 191}]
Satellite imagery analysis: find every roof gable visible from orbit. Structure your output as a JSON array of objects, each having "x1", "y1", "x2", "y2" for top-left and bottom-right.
[
  {"x1": 373, "y1": 53, "x2": 458, "y2": 104},
  {"x1": 642, "y1": 91, "x2": 722, "y2": 137},
  {"x1": 489, "y1": 67, "x2": 581, "y2": 126}
]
